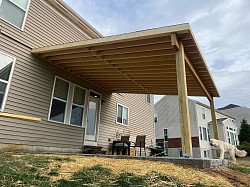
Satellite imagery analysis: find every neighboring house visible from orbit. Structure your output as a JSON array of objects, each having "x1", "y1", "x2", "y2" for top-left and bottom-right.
[
  {"x1": 218, "y1": 104, "x2": 250, "y2": 135},
  {"x1": 0, "y1": 0, "x2": 154, "y2": 153},
  {"x1": 154, "y1": 96, "x2": 238, "y2": 159}
]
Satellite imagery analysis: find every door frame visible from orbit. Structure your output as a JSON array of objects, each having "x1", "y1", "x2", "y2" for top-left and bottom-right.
[{"x1": 84, "y1": 90, "x2": 101, "y2": 146}]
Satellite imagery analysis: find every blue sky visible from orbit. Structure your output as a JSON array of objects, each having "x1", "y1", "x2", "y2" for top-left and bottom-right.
[{"x1": 64, "y1": 0, "x2": 250, "y2": 108}]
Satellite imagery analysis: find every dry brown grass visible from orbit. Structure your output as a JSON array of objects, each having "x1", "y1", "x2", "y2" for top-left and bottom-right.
[{"x1": 44, "y1": 154, "x2": 233, "y2": 186}]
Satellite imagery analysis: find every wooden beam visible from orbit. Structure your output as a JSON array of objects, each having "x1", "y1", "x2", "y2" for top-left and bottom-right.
[
  {"x1": 97, "y1": 43, "x2": 173, "y2": 56},
  {"x1": 210, "y1": 98, "x2": 219, "y2": 140},
  {"x1": 102, "y1": 50, "x2": 175, "y2": 61},
  {"x1": 32, "y1": 24, "x2": 190, "y2": 54},
  {"x1": 54, "y1": 55, "x2": 175, "y2": 65},
  {"x1": 176, "y1": 40, "x2": 193, "y2": 157},
  {"x1": 184, "y1": 54, "x2": 212, "y2": 101},
  {"x1": 210, "y1": 97, "x2": 220, "y2": 157},
  {"x1": 171, "y1": 33, "x2": 179, "y2": 51},
  {"x1": 0, "y1": 112, "x2": 41, "y2": 122}
]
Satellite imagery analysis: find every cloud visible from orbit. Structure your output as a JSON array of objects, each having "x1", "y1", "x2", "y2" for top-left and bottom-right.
[{"x1": 64, "y1": 0, "x2": 250, "y2": 108}]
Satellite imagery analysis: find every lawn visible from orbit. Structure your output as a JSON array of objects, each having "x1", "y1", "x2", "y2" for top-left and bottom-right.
[
  {"x1": 228, "y1": 157, "x2": 250, "y2": 175},
  {"x1": 0, "y1": 152, "x2": 241, "y2": 187}
]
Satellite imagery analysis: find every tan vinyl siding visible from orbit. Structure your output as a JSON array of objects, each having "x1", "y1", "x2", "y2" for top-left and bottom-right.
[
  {"x1": 0, "y1": 35, "x2": 91, "y2": 149},
  {"x1": 0, "y1": 0, "x2": 154, "y2": 152},
  {"x1": 0, "y1": 0, "x2": 88, "y2": 48},
  {"x1": 98, "y1": 93, "x2": 154, "y2": 150},
  {"x1": 0, "y1": 0, "x2": 104, "y2": 151}
]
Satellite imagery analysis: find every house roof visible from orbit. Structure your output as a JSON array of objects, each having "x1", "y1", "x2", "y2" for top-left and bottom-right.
[
  {"x1": 32, "y1": 23, "x2": 219, "y2": 98},
  {"x1": 208, "y1": 118, "x2": 228, "y2": 125},
  {"x1": 217, "y1": 104, "x2": 240, "y2": 110}
]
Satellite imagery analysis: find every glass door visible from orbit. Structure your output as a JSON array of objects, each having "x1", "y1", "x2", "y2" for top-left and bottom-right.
[{"x1": 85, "y1": 98, "x2": 99, "y2": 141}]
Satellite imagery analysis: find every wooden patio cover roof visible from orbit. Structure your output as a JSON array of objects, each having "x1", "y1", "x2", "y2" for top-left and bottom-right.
[{"x1": 32, "y1": 23, "x2": 219, "y2": 99}]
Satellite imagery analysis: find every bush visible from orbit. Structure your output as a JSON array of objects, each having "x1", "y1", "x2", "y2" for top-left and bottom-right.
[{"x1": 237, "y1": 142, "x2": 250, "y2": 156}]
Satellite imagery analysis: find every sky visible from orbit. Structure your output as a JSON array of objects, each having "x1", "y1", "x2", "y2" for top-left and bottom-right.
[{"x1": 64, "y1": 0, "x2": 250, "y2": 108}]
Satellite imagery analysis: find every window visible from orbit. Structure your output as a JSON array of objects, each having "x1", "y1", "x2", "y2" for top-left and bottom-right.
[
  {"x1": 164, "y1": 129, "x2": 168, "y2": 141},
  {"x1": 49, "y1": 78, "x2": 69, "y2": 123},
  {"x1": 154, "y1": 112, "x2": 158, "y2": 123},
  {"x1": 202, "y1": 127, "x2": 208, "y2": 141},
  {"x1": 202, "y1": 108, "x2": 206, "y2": 119},
  {"x1": 204, "y1": 150, "x2": 210, "y2": 158},
  {"x1": 0, "y1": 51, "x2": 15, "y2": 111},
  {"x1": 178, "y1": 149, "x2": 183, "y2": 157},
  {"x1": 227, "y1": 127, "x2": 237, "y2": 145},
  {"x1": 70, "y1": 85, "x2": 86, "y2": 126},
  {"x1": 163, "y1": 128, "x2": 168, "y2": 155},
  {"x1": 235, "y1": 134, "x2": 238, "y2": 146},
  {"x1": 0, "y1": 0, "x2": 30, "y2": 29},
  {"x1": 146, "y1": 94, "x2": 150, "y2": 104},
  {"x1": 230, "y1": 132, "x2": 235, "y2": 145},
  {"x1": 227, "y1": 131, "x2": 231, "y2": 144},
  {"x1": 116, "y1": 104, "x2": 128, "y2": 125},
  {"x1": 199, "y1": 126, "x2": 203, "y2": 140},
  {"x1": 49, "y1": 77, "x2": 86, "y2": 126},
  {"x1": 207, "y1": 129, "x2": 210, "y2": 141}
]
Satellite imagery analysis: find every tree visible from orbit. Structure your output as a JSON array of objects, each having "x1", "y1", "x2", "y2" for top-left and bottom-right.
[{"x1": 238, "y1": 119, "x2": 250, "y2": 143}]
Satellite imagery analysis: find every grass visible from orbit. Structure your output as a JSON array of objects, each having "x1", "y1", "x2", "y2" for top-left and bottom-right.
[
  {"x1": 228, "y1": 156, "x2": 250, "y2": 175},
  {"x1": 0, "y1": 152, "x2": 232, "y2": 187}
]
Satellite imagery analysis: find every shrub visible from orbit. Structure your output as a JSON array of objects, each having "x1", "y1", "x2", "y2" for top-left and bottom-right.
[{"x1": 237, "y1": 142, "x2": 250, "y2": 156}]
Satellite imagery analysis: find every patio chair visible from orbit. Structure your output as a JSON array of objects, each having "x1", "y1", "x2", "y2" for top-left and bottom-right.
[
  {"x1": 131, "y1": 135, "x2": 146, "y2": 156},
  {"x1": 111, "y1": 135, "x2": 130, "y2": 155}
]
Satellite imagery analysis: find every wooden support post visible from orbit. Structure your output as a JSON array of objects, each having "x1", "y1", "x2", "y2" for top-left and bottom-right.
[
  {"x1": 176, "y1": 40, "x2": 193, "y2": 157},
  {"x1": 210, "y1": 97, "x2": 220, "y2": 158},
  {"x1": 210, "y1": 98, "x2": 219, "y2": 140}
]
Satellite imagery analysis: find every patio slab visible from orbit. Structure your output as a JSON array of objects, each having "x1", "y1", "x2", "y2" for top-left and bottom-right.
[{"x1": 82, "y1": 154, "x2": 228, "y2": 169}]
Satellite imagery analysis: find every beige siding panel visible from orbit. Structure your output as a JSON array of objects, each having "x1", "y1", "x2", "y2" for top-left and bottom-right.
[
  {"x1": 0, "y1": 42, "x2": 99, "y2": 151},
  {"x1": 0, "y1": 0, "x2": 88, "y2": 48},
  {"x1": 0, "y1": 0, "x2": 105, "y2": 151},
  {"x1": 0, "y1": 128, "x2": 82, "y2": 145},
  {"x1": 0, "y1": 117, "x2": 84, "y2": 136},
  {"x1": 98, "y1": 93, "x2": 154, "y2": 150},
  {"x1": 0, "y1": 112, "x2": 84, "y2": 149}
]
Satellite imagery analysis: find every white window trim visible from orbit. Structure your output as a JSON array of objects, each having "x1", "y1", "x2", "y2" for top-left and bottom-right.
[
  {"x1": 0, "y1": 0, "x2": 31, "y2": 31},
  {"x1": 204, "y1": 150, "x2": 210, "y2": 158},
  {"x1": 48, "y1": 76, "x2": 86, "y2": 128},
  {"x1": 202, "y1": 108, "x2": 206, "y2": 119},
  {"x1": 202, "y1": 127, "x2": 208, "y2": 141},
  {"x1": 0, "y1": 51, "x2": 16, "y2": 112},
  {"x1": 116, "y1": 103, "x2": 129, "y2": 126},
  {"x1": 199, "y1": 126, "x2": 203, "y2": 140},
  {"x1": 227, "y1": 127, "x2": 237, "y2": 145},
  {"x1": 48, "y1": 76, "x2": 70, "y2": 125},
  {"x1": 69, "y1": 84, "x2": 87, "y2": 127},
  {"x1": 207, "y1": 128, "x2": 210, "y2": 141}
]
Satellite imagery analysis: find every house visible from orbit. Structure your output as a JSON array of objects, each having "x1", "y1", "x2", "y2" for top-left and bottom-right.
[
  {"x1": 155, "y1": 96, "x2": 238, "y2": 158},
  {"x1": 0, "y1": 0, "x2": 219, "y2": 156},
  {"x1": 218, "y1": 104, "x2": 250, "y2": 135},
  {"x1": 0, "y1": 0, "x2": 154, "y2": 153}
]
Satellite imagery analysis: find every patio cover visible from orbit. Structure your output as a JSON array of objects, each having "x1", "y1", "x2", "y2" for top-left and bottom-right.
[{"x1": 32, "y1": 23, "x2": 219, "y2": 100}]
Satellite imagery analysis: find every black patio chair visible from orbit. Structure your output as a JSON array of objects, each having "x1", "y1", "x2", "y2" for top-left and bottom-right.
[{"x1": 130, "y1": 135, "x2": 146, "y2": 156}]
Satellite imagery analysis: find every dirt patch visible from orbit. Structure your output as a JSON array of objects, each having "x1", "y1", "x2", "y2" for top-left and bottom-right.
[{"x1": 206, "y1": 166, "x2": 250, "y2": 187}]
